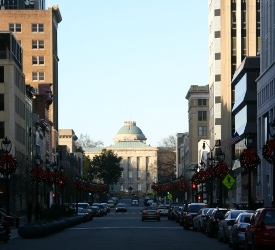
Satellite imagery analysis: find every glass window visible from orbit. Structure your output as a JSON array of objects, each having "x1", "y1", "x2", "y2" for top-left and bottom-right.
[
  {"x1": 9, "y1": 23, "x2": 21, "y2": 32},
  {"x1": 198, "y1": 99, "x2": 207, "y2": 106},
  {"x1": 0, "y1": 122, "x2": 4, "y2": 139},
  {"x1": 0, "y1": 94, "x2": 4, "y2": 111},
  {"x1": 32, "y1": 72, "x2": 44, "y2": 81},
  {"x1": 32, "y1": 40, "x2": 44, "y2": 49},
  {"x1": 32, "y1": 23, "x2": 44, "y2": 32},
  {"x1": 233, "y1": 74, "x2": 247, "y2": 110},
  {"x1": 0, "y1": 66, "x2": 4, "y2": 82},
  {"x1": 198, "y1": 126, "x2": 207, "y2": 136},
  {"x1": 198, "y1": 111, "x2": 207, "y2": 121}
]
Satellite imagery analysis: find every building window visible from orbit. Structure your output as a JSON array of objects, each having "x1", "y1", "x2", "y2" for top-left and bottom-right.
[
  {"x1": 0, "y1": 66, "x2": 4, "y2": 82},
  {"x1": 198, "y1": 111, "x2": 207, "y2": 121},
  {"x1": 198, "y1": 99, "x2": 206, "y2": 106},
  {"x1": 129, "y1": 170, "x2": 132, "y2": 179},
  {"x1": 32, "y1": 72, "x2": 44, "y2": 81},
  {"x1": 138, "y1": 170, "x2": 141, "y2": 179},
  {"x1": 32, "y1": 56, "x2": 44, "y2": 65},
  {"x1": 198, "y1": 126, "x2": 207, "y2": 136},
  {"x1": 32, "y1": 23, "x2": 44, "y2": 32},
  {"x1": 0, "y1": 122, "x2": 4, "y2": 139},
  {"x1": 138, "y1": 184, "x2": 142, "y2": 191},
  {"x1": 0, "y1": 94, "x2": 4, "y2": 111},
  {"x1": 32, "y1": 40, "x2": 44, "y2": 49},
  {"x1": 120, "y1": 185, "x2": 123, "y2": 192},
  {"x1": 9, "y1": 23, "x2": 21, "y2": 32}
]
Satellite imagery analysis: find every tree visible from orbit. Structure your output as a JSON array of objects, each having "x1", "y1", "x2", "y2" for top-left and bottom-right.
[
  {"x1": 90, "y1": 149, "x2": 123, "y2": 185},
  {"x1": 76, "y1": 134, "x2": 104, "y2": 150},
  {"x1": 157, "y1": 135, "x2": 176, "y2": 182}
]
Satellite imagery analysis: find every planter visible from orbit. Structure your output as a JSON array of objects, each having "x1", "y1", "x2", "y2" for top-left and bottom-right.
[{"x1": 17, "y1": 216, "x2": 83, "y2": 239}]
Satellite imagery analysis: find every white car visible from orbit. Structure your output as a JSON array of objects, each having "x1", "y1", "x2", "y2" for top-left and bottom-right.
[{"x1": 158, "y1": 204, "x2": 170, "y2": 216}]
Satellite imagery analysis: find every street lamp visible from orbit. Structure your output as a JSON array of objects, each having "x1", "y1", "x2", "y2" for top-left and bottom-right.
[{"x1": 268, "y1": 118, "x2": 275, "y2": 207}]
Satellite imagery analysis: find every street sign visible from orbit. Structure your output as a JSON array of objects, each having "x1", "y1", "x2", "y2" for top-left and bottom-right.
[{"x1": 222, "y1": 173, "x2": 236, "y2": 189}]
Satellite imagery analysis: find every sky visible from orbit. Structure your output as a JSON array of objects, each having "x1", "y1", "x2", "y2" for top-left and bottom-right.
[{"x1": 52, "y1": 0, "x2": 209, "y2": 147}]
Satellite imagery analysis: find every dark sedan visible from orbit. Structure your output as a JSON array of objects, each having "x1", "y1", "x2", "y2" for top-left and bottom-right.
[
  {"x1": 116, "y1": 203, "x2": 127, "y2": 213},
  {"x1": 141, "y1": 207, "x2": 160, "y2": 221}
]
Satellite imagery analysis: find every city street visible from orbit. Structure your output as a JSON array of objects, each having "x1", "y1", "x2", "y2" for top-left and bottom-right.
[{"x1": 3, "y1": 200, "x2": 229, "y2": 250}]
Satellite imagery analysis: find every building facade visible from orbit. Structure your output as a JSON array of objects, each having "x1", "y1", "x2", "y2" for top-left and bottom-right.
[
  {"x1": 256, "y1": 0, "x2": 275, "y2": 207},
  {"x1": 85, "y1": 121, "x2": 158, "y2": 196}
]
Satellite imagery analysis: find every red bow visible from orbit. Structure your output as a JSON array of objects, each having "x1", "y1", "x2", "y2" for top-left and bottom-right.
[
  {"x1": 267, "y1": 140, "x2": 275, "y2": 155},
  {"x1": 243, "y1": 148, "x2": 256, "y2": 162}
]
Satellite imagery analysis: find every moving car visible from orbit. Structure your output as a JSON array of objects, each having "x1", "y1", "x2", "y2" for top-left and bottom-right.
[
  {"x1": 116, "y1": 203, "x2": 127, "y2": 213},
  {"x1": 132, "y1": 199, "x2": 139, "y2": 206},
  {"x1": 107, "y1": 199, "x2": 115, "y2": 208},
  {"x1": 76, "y1": 202, "x2": 93, "y2": 221},
  {"x1": 245, "y1": 208, "x2": 275, "y2": 249},
  {"x1": 141, "y1": 207, "x2": 160, "y2": 221},
  {"x1": 228, "y1": 212, "x2": 254, "y2": 249}
]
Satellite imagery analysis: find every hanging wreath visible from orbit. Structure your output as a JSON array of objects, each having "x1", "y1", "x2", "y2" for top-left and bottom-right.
[
  {"x1": 240, "y1": 148, "x2": 261, "y2": 170},
  {"x1": 216, "y1": 162, "x2": 229, "y2": 178},
  {"x1": 0, "y1": 154, "x2": 18, "y2": 175},
  {"x1": 30, "y1": 166, "x2": 44, "y2": 182},
  {"x1": 262, "y1": 139, "x2": 275, "y2": 164},
  {"x1": 205, "y1": 166, "x2": 215, "y2": 181}
]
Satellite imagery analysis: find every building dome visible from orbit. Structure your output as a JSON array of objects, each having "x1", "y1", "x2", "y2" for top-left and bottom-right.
[{"x1": 114, "y1": 121, "x2": 147, "y2": 143}]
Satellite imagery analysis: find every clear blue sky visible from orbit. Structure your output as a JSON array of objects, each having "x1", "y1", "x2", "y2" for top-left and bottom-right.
[{"x1": 53, "y1": 0, "x2": 209, "y2": 147}]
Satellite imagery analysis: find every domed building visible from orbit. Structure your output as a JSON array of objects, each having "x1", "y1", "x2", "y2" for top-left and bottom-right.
[{"x1": 85, "y1": 121, "x2": 158, "y2": 196}]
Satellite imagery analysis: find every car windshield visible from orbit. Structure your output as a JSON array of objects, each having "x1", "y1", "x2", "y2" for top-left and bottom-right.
[
  {"x1": 230, "y1": 210, "x2": 243, "y2": 219},
  {"x1": 263, "y1": 210, "x2": 275, "y2": 225},
  {"x1": 216, "y1": 210, "x2": 228, "y2": 218},
  {"x1": 188, "y1": 205, "x2": 206, "y2": 213},
  {"x1": 78, "y1": 204, "x2": 89, "y2": 209},
  {"x1": 239, "y1": 214, "x2": 252, "y2": 222}
]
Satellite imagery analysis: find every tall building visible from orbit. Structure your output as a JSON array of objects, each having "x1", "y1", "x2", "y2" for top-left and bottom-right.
[
  {"x1": 185, "y1": 85, "x2": 209, "y2": 202},
  {"x1": 0, "y1": 3, "x2": 62, "y2": 134},
  {"x1": 208, "y1": 0, "x2": 260, "y2": 166},
  {"x1": 256, "y1": 0, "x2": 275, "y2": 207}
]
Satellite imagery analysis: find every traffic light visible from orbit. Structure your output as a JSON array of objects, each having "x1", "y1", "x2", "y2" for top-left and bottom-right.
[
  {"x1": 192, "y1": 182, "x2": 197, "y2": 189},
  {"x1": 197, "y1": 194, "x2": 202, "y2": 201}
]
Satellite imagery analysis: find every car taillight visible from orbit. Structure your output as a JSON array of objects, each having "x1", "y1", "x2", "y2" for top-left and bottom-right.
[
  {"x1": 156, "y1": 210, "x2": 160, "y2": 214},
  {"x1": 143, "y1": 210, "x2": 148, "y2": 214}
]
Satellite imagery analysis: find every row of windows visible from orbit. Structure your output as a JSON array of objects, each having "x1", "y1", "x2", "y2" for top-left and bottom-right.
[
  {"x1": 16, "y1": 122, "x2": 26, "y2": 145},
  {"x1": 9, "y1": 23, "x2": 44, "y2": 33},
  {"x1": 118, "y1": 184, "x2": 144, "y2": 192},
  {"x1": 15, "y1": 95, "x2": 25, "y2": 119},
  {"x1": 258, "y1": 77, "x2": 275, "y2": 107}
]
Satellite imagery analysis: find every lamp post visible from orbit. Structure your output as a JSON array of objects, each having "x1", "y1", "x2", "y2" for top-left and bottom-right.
[
  {"x1": 1, "y1": 137, "x2": 12, "y2": 215},
  {"x1": 60, "y1": 166, "x2": 65, "y2": 209},
  {"x1": 202, "y1": 140, "x2": 221, "y2": 206},
  {"x1": 34, "y1": 155, "x2": 41, "y2": 221},
  {"x1": 268, "y1": 118, "x2": 275, "y2": 207}
]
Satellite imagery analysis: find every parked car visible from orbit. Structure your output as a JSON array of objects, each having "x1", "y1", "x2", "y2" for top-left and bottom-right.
[
  {"x1": 182, "y1": 203, "x2": 208, "y2": 230},
  {"x1": 101, "y1": 203, "x2": 110, "y2": 213},
  {"x1": 76, "y1": 202, "x2": 93, "y2": 221},
  {"x1": 193, "y1": 207, "x2": 211, "y2": 232},
  {"x1": 92, "y1": 203, "x2": 105, "y2": 215},
  {"x1": 116, "y1": 203, "x2": 127, "y2": 213},
  {"x1": 158, "y1": 204, "x2": 170, "y2": 216},
  {"x1": 90, "y1": 205, "x2": 103, "y2": 217},
  {"x1": 202, "y1": 208, "x2": 215, "y2": 234},
  {"x1": 205, "y1": 208, "x2": 228, "y2": 237},
  {"x1": 245, "y1": 208, "x2": 275, "y2": 249},
  {"x1": 168, "y1": 203, "x2": 185, "y2": 220},
  {"x1": 228, "y1": 212, "x2": 254, "y2": 249},
  {"x1": 217, "y1": 209, "x2": 249, "y2": 243},
  {"x1": 168, "y1": 205, "x2": 181, "y2": 221},
  {"x1": 77, "y1": 208, "x2": 90, "y2": 222},
  {"x1": 175, "y1": 206, "x2": 184, "y2": 223},
  {"x1": 141, "y1": 207, "x2": 160, "y2": 222}
]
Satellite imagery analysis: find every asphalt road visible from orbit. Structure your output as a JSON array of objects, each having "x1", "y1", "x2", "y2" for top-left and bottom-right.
[{"x1": 2, "y1": 200, "x2": 230, "y2": 250}]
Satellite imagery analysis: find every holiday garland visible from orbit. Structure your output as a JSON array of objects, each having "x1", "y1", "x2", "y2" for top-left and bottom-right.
[
  {"x1": 0, "y1": 154, "x2": 18, "y2": 175},
  {"x1": 262, "y1": 139, "x2": 275, "y2": 164},
  {"x1": 240, "y1": 148, "x2": 261, "y2": 170}
]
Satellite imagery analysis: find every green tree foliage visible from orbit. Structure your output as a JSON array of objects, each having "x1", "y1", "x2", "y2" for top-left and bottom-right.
[{"x1": 90, "y1": 149, "x2": 123, "y2": 185}]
